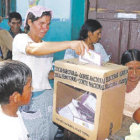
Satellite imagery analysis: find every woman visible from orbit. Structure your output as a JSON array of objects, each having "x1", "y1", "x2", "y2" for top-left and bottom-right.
[
  {"x1": 121, "y1": 49, "x2": 140, "y2": 118},
  {"x1": 12, "y1": 5, "x2": 88, "y2": 140},
  {"x1": 63, "y1": 19, "x2": 110, "y2": 140},
  {"x1": 110, "y1": 49, "x2": 140, "y2": 140},
  {"x1": 64, "y1": 19, "x2": 110, "y2": 63}
]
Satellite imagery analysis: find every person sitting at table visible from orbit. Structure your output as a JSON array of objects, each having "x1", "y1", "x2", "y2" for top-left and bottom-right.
[
  {"x1": 109, "y1": 49, "x2": 140, "y2": 140},
  {"x1": 64, "y1": 19, "x2": 110, "y2": 63}
]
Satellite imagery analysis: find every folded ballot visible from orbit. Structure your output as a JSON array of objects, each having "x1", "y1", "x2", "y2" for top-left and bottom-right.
[
  {"x1": 58, "y1": 92, "x2": 96, "y2": 130},
  {"x1": 79, "y1": 50, "x2": 101, "y2": 65}
]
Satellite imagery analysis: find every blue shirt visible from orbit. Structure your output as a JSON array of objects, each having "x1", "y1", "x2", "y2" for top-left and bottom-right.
[{"x1": 64, "y1": 43, "x2": 110, "y2": 63}]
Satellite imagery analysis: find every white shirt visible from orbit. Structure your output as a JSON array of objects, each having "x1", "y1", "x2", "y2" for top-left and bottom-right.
[
  {"x1": 123, "y1": 81, "x2": 140, "y2": 117},
  {"x1": 0, "y1": 106, "x2": 29, "y2": 140},
  {"x1": 12, "y1": 34, "x2": 53, "y2": 91}
]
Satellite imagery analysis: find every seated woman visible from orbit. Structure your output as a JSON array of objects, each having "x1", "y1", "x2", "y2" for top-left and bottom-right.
[
  {"x1": 61, "y1": 19, "x2": 110, "y2": 140},
  {"x1": 110, "y1": 49, "x2": 140, "y2": 140},
  {"x1": 64, "y1": 19, "x2": 110, "y2": 63},
  {"x1": 121, "y1": 49, "x2": 140, "y2": 118}
]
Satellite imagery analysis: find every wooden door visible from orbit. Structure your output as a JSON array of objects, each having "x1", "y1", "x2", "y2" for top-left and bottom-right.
[
  {"x1": 129, "y1": 21, "x2": 140, "y2": 50},
  {"x1": 88, "y1": 0, "x2": 140, "y2": 63}
]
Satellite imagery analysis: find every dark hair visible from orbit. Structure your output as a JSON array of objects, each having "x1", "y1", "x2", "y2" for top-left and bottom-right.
[
  {"x1": 121, "y1": 49, "x2": 140, "y2": 65},
  {"x1": 0, "y1": 60, "x2": 32, "y2": 104},
  {"x1": 8, "y1": 12, "x2": 22, "y2": 22},
  {"x1": 79, "y1": 19, "x2": 102, "y2": 40},
  {"x1": 24, "y1": 11, "x2": 51, "y2": 33}
]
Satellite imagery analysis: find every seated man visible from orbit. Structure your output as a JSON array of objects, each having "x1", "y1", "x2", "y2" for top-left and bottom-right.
[{"x1": 8, "y1": 12, "x2": 23, "y2": 38}]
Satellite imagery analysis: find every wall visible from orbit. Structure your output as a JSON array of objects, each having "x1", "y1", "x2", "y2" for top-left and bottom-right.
[
  {"x1": 0, "y1": 0, "x2": 16, "y2": 17},
  {"x1": 71, "y1": 0, "x2": 85, "y2": 40},
  {"x1": 0, "y1": 0, "x2": 85, "y2": 87},
  {"x1": 0, "y1": 19, "x2": 9, "y2": 29}
]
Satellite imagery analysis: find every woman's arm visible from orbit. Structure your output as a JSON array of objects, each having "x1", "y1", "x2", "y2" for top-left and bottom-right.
[{"x1": 26, "y1": 41, "x2": 88, "y2": 56}]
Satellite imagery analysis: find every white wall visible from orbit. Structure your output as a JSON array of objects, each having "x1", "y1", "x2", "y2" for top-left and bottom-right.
[{"x1": 16, "y1": 0, "x2": 70, "y2": 20}]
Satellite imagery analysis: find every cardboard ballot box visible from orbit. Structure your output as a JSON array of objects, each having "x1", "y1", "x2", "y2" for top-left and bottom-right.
[{"x1": 53, "y1": 58, "x2": 128, "y2": 140}]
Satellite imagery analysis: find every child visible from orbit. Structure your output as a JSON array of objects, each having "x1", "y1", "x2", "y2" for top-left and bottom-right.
[{"x1": 0, "y1": 60, "x2": 32, "y2": 140}]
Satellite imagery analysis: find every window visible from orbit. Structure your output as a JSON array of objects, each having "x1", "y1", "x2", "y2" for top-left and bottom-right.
[{"x1": 0, "y1": 0, "x2": 16, "y2": 17}]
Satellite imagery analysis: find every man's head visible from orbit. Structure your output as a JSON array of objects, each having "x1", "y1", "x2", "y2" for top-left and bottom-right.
[
  {"x1": 0, "y1": 60, "x2": 32, "y2": 106},
  {"x1": 8, "y1": 12, "x2": 22, "y2": 35}
]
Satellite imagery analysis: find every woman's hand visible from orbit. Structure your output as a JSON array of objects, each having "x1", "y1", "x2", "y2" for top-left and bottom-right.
[
  {"x1": 48, "y1": 70, "x2": 54, "y2": 80},
  {"x1": 69, "y1": 41, "x2": 89, "y2": 56},
  {"x1": 133, "y1": 108, "x2": 140, "y2": 124}
]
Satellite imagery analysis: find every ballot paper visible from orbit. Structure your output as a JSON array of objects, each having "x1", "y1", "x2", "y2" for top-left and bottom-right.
[
  {"x1": 58, "y1": 92, "x2": 96, "y2": 130},
  {"x1": 79, "y1": 50, "x2": 101, "y2": 65},
  {"x1": 58, "y1": 104, "x2": 73, "y2": 121},
  {"x1": 80, "y1": 92, "x2": 96, "y2": 112}
]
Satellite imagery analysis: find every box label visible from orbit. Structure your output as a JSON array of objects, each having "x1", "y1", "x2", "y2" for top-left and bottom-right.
[{"x1": 55, "y1": 66, "x2": 128, "y2": 90}]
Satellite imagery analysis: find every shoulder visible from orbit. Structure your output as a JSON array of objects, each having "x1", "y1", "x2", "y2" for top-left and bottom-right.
[
  {"x1": 0, "y1": 29, "x2": 9, "y2": 34},
  {"x1": 13, "y1": 34, "x2": 30, "y2": 51},
  {"x1": 0, "y1": 29, "x2": 12, "y2": 38},
  {"x1": 13, "y1": 33, "x2": 29, "y2": 42},
  {"x1": 135, "y1": 81, "x2": 140, "y2": 91},
  {"x1": 14, "y1": 33, "x2": 28, "y2": 39},
  {"x1": 94, "y1": 43, "x2": 105, "y2": 52},
  {"x1": 94, "y1": 43, "x2": 104, "y2": 49}
]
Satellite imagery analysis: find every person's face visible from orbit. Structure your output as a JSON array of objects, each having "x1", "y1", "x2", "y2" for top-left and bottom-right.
[
  {"x1": 20, "y1": 78, "x2": 32, "y2": 105},
  {"x1": 88, "y1": 28, "x2": 102, "y2": 44},
  {"x1": 126, "y1": 61, "x2": 140, "y2": 83},
  {"x1": 29, "y1": 15, "x2": 51, "y2": 39},
  {"x1": 8, "y1": 18, "x2": 22, "y2": 34}
]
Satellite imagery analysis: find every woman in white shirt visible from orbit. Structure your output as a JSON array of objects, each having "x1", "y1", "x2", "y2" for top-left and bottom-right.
[
  {"x1": 12, "y1": 5, "x2": 88, "y2": 140},
  {"x1": 110, "y1": 49, "x2": 140, "y2": 140}
]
